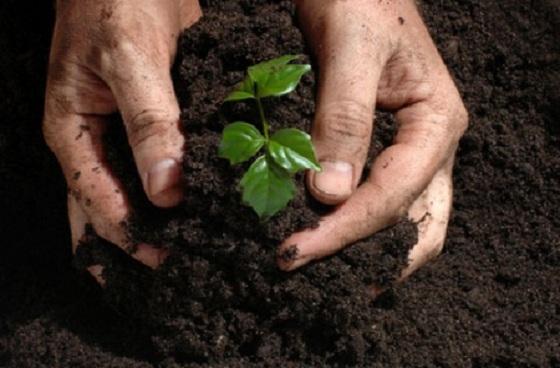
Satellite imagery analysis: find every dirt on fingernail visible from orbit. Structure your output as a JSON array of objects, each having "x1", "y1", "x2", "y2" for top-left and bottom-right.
[{"x1": 277, "y1": 244, "x2": 299, "y2": 263}]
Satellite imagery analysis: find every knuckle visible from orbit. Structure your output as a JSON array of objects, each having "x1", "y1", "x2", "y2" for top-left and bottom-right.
[
  {"x1": 41, "y1": 113, "x2": 74, "y2": 155},
  {"x1": 83, "y1": 44, "x2": 111, "y2": 76},
  {"x1": 317, "y1": 101, "x2": 373, "y2": 145},
  {"x1": 86, "y1": 38, "x2": 139, "y2": 77},
  {"x1": 430, "y1": 99, "x2": 469, "y2": 146},
  {"x1": 82, "y1": 24, "x2": 140, "y2": 73},
  {"x1": 42, "y1": 89, "x2": 71, "y2": 152},
  {"x1": 440, "y1": 101, "x2": 469, "y2": 146},
  {"x1": 110, "y1": 37, "x2": 143, "y2": 60},
  {"x1": 455, "y1": 103, "x2": 469, "y2": 136},
  {"x1": 127, "y1": 109, "x2": 177, "y2": 148},
  {"x1": 86, "y1": 26, "x2": 168, "y2": 77}
]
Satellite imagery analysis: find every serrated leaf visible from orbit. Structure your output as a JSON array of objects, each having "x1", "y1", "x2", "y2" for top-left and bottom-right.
[
  {"x1": 247, "y1": 55, "x2": 310, "y2": 98},
  {"x1": 240, "y1": 156, "x2": 296, "y2": 219},
  {"x1": 268, "y1": 128, "x2": 321, "y2": 174},
  {"x1": 218, "y1": 122, "x2": 265, "y2": 164},
  {"x1": 225, "y1": 76, "x2": 255, "y2": 101}
]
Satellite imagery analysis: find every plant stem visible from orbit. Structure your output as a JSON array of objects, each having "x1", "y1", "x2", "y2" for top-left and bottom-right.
[{"x1": 256, "y1": 96, "x2": 269, "y2": 141}]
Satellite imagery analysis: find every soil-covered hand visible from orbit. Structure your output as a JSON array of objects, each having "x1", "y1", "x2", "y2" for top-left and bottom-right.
[
  {"x1": 278, "y1": 0, "x2": 468, "y2": 282},
  {"x1": 43, "y1": 0, "x2": 201, "y2": 280}
]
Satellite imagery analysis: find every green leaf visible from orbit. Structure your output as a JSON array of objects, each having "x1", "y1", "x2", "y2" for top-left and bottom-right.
[
  {"x1": 218, "y1": 122, "x2": 265, "y2": 164},
  {"x1": 257, "y1": 64, "x2": 311, "y2": 98},
  {"x1": 225, "y1": 90, "x2": 255, "y2": 102},
  {"x1": 268, "y1": 128, "x2": 321, "y2": 174},
  {"x1": 257, "y1": 54, "x2": 300, "y2": 69},
  {"x1": 247, "y1": 55, "x2": 311, "y2": 98},
  {"x1": 240, "y1": 156, "x2": 296, "y2": 219},
  {"x1": 225, "y1": 76, "x2": 255, "y2": 101},
  {"x1": 248, "y1": 55, "x2": 299, "y2": 83}
]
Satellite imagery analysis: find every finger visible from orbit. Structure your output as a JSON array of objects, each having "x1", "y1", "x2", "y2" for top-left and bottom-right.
[
  {"x1": 278, "y1": 98, "x2": 466, "y2": 271},
  {"x1": 44, "y1": 104, "x2": 168, "y2": 269},
  {"x1": 68, "y1": 194, "x2": 106, "y2": 286},
  {"x1": 399, "y1": 160, "x2": 453, "y2": 281},
  {"x1": 365, "y1": 162, "x2": 453, "y2": 298},
  {"x1": 101, "y1": 48, "x2": 184, "y2": 208},
  {"x1": 301, "y1": 3, "x2": 391, "y2": 204},
  {"x1": 69, "y1": 191, "x2": 167, "y2": 274}
]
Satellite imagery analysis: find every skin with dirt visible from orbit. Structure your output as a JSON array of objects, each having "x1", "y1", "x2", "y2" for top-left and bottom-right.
[
  {"x1": 72, "y1": 3, "x2": 417, "y2": 365},
  {"x1": 1, "y1": 0, "x2": 559, "y2": 367}
]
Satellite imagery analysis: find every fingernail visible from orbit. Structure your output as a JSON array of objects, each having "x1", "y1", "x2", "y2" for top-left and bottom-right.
[
  {"x1": 146, "y1": 159, "x2": 181, "y2": 198},
  {"x1": 313, "y1": 161, "x2": 353, "y2": 197}
]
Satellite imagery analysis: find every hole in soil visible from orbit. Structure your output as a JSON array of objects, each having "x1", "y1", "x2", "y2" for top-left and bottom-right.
[
  {"x1": 237, "y1": 336, "x2": 261, "y2": 357},
  {"x1": 494, "y1": 272, "x2": 521, "y2": 288},
  {"x1": 303, "y1": 325, "x2": 336, "y2": 356},
  {"x1": 487, "y1": 53, "x2": 506, "y2": 71},
  {"x1": 372, "y1": 289, "x2": 398, "y2": 309},
  {"x1": 0, "y1": 348, "x2": 9, "y2": 367},
  {"x1": 196, "y1": 38, "x2": 217, "y2": 60},
  {"x1": 219, "y1": 46, "x2": 252, "y2": 73}
]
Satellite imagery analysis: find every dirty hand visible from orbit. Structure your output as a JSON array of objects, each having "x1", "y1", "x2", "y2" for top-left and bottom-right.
[
  {"x1": 278, "y1": 0, "x2": 468, "y2": 282},
  {"x1": 43, "y1": 0, "x2": 201, "y2": 280}
]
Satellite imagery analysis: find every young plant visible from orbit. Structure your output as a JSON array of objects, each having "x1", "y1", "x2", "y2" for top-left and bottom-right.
[{"x1": 218, "y1": 55, "x2": 321, "y2": 219}]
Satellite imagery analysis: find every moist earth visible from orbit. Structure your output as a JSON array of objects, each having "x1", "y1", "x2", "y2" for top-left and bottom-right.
[
  {"x1": 76, "y1": 2, "x2": 416, "y2": 365},
  {"x1": 1, "y1": 0, "x2": 559, "y2": 367}
]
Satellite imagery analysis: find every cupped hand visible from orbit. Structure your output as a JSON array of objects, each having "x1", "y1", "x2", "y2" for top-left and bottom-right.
[
  {"x1": 278, "y1": 0, "x2": 468, "y2": 282},
  {"x1": 43, "y1": 0, "x2": 201, "y2": 280}
]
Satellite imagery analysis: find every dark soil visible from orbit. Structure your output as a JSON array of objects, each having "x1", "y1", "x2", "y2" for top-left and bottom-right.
[{"x1": 1, "y1": 0, "x2": 559, "y2": 367}]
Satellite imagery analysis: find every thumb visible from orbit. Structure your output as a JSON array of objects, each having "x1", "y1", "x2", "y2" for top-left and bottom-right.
[
  {"x1": 303, "y1": 7, "x2": 388, "y2": 205},
  {"x1": 107, "y1": 55, "x2": 184, "y2": 208}
]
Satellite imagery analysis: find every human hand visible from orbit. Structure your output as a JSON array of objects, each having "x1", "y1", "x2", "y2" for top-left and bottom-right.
[
  {"x1": 43, "y1": 0, "x2": 201, "y2": 281},
  {"x1": 278, "y1": 0, "x2": 468, "y2": 283}
]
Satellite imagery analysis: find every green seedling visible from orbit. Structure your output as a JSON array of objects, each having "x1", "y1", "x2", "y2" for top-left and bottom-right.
[{"x1": 219, "y1": 55, "x2": 321, "y2": 219}]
